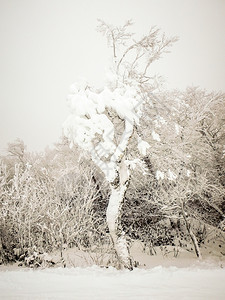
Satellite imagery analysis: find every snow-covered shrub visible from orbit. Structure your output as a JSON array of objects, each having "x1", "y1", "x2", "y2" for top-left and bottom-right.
[{"x1": 0, "y1": 144, "x2": 111, "y2": 265}]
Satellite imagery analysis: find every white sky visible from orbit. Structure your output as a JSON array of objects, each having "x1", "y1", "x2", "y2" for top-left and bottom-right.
[{"x1": 0, "y1": 0, "x2": 224, "y2": 153}]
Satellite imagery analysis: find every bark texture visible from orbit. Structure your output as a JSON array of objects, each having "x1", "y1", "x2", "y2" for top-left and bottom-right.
[{"x1": 106, "y1": 160, "x2": 133, "y2": 270}]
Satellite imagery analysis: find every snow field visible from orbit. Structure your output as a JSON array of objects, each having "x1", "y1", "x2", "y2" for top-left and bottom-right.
[{"x1": 0, "y1": 265, "x2": 225, "y2": 300}]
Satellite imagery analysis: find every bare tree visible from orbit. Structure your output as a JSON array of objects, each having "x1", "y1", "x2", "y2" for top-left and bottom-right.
[{"x1": 97, "y1": 19, "x2": 178, "y2": 87}]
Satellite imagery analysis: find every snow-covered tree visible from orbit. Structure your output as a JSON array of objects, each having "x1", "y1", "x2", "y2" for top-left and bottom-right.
[
  {"x1": 137, "y1": 88, "x2": 225, "y2": 258},
  {"x1": 63, "y1": 21, "x2": 178, "y2": 269},
  {"x1": 63, "y1": 80, "x2": 145, "y2": 269}
]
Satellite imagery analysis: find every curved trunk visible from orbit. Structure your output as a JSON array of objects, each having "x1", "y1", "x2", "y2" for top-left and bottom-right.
[
  {"x1": 106, "y1": 160, "x2": 133, "y2": 270},
  {"x1": 107, "y1": 184, "x2": 133, "y2": 270}
]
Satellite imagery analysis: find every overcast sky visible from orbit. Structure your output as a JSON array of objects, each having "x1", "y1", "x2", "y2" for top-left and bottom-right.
[{"x1": 0, "y1": 0, "x2": 224, "y2": 153}]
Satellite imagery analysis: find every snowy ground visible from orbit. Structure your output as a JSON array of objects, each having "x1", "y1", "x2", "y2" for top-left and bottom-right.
[{"x1": 1, "y1": 265, "x2": 225, "y2": 300}]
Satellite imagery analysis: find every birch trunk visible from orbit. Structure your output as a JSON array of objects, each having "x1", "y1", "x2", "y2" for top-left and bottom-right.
[{"x1": 106, "y1": 160, "x2": 133, "y2": 270}]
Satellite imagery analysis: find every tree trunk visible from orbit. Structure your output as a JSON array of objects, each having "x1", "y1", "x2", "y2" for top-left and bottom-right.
[
  {"x1": 0, "y1": 236, "x2": 3, "y2": 264},
  {"x1": 180, "y1": 201, "x2": 202, "y2": 259},
  {"x1": 106, "y1": 160, "x2": 133, "y2": 270}
]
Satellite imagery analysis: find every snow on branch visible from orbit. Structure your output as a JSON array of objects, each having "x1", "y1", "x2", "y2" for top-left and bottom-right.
[{"x1": 63, "y1": 78, "x2": 150, "y2": 182}]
